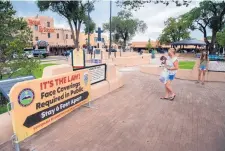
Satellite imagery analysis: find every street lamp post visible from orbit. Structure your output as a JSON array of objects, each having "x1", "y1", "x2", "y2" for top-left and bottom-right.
[
  {"x1": 88, "y1": 0, "x2": 90, "y2": 52},
  {"x1": 109, "y1": 0, "x2": 112, "y2": 58}
]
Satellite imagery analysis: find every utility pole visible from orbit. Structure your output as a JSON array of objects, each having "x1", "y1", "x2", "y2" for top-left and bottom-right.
[
  {"x1": 109, "y1": 0, "x2": 112, "y2": 58},
  {"x1": 88, "y1": 0, "x2": 90, "y2": 52}
]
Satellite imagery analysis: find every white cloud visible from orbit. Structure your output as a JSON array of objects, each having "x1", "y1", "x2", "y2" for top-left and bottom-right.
[{"x1": 131, "y1": 1, "x2": 200, "y2": 42}]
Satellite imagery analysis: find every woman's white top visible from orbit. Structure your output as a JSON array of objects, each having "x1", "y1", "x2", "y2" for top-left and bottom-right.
[{"x1": 167, "y1": 56, "x2": 178, "y2": 75}]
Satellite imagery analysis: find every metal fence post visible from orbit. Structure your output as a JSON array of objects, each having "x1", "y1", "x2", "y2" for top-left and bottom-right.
[
  {"x1": 101, "y1": 51, "x2": 103, "y2": 60},
  {"x1": 11, "y1": 134, "x2": 20, "y2": 151}
]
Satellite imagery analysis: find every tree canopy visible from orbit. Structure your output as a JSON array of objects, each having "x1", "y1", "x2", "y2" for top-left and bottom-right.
[
  {"x1": 146, "y1": 39, "x2": 152, "y2": 50},
  {"x1": 217, "y1": 28, "x2": 225, "y2": 47},
  {"x1": 84, "y1": 18, "x2": 96, "y2": 35},
  {"x1": 181, "y1": 0, "x2": 225, "y2": 53},
  {"x1": 116, "y1": 0, "x2": 191, "y2": 10},
  {"x1": 0, "y1": 1, "x2": 39, "y2": 79},
  {"x1": 158, "y1": 17, "x2": 190, "y2": 44},
  {"x1": 103, "y1": 10, "x2": 147, "y2": 50},
  {"x1": 37, "y1": 1, "x2": 96, "y2": 49}
]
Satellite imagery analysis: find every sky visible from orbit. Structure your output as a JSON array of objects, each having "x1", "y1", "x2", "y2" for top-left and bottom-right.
[{"x1": 11, "y1": 0, "x2": 209, "y2": 42}]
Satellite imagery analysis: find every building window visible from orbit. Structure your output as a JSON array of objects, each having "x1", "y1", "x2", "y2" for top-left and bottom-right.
[
  {"x1": 94, "y1": 37, "x2": 98, "y2": 42},
  {"x1": 48, "y1": 33, "x2": 51, "y2": 38},
  {"x1": 57, "y1": 33, "x2": 59, "y2": 39},
  {"x1": 66, "y1": 34, "x2": 68, "y2": 39},
  {"x1": 47, "y1": 22, "x2": 50, "y2": 27},
  {"x1": 71, "y1": 35, "x2": 73, "y2": 39},
  {"x1": 34, "y1": 25, "x2": 38, "y2": 31},
  {"x1": 35, "y1": 37, "x2": 38, "y2": 41}
]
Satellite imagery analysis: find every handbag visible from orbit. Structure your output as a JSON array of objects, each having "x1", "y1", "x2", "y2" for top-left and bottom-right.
[{"x1": 159, "y1": 69, "x2": 169, "y2": 84}]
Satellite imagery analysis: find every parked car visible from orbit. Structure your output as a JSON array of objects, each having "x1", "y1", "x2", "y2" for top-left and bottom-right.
[
  {"x1": 156, "y1": 48, "x2": 165, "y2": 53},
  {"x1": 33, "y1": 49, "x2": 49, "y2": 58},
  {"x1": 13, "y1": 51, "x2": 34, "y2": 59},
  {"x1": 24, "y1": 51, "x2": 34, "y2": 58}
]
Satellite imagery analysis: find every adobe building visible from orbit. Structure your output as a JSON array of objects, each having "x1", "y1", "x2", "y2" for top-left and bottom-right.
[
  {"x1": 131, "y1": 41, "x2": 170, "y2": 52},
  {"x1": 25, "y1": 15, "x2": 108, "y2": 55},
  {"x1": 131, "y1": 40, "x2": 204, "y2": 52}
]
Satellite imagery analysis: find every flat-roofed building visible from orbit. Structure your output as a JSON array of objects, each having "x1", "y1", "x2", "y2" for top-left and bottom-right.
[
  {"x1": 131, "y1": 41, "x2": 170, "y2": 52},
  {"x1": 131, "y1": 40, "x2": 204, "y2": 53},
  {"x1": 25, "y1": 15, "x2": 108, "y2": 55}
]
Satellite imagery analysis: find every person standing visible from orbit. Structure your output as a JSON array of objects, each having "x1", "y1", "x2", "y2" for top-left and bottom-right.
[
  {"x1": 196, "y1": 51, "x2": 209, "y2": 85},
  {"x1": 161, "y1": 48, "x2": 179, "y2": 101},
  {"x1": 151, "y1": 49, "x2": 156, "y2": 59}
]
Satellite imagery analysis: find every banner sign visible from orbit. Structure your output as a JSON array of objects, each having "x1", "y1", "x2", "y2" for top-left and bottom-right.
[
  {"x1": 9, "y1": 70, "x2": 90, "y2": 142},
  {"x1": 74, "y1": 64, "x2": 106, "y2": 85},
  {"x1": 72, "y1": 49, "x2": 85, "y2": 69}
]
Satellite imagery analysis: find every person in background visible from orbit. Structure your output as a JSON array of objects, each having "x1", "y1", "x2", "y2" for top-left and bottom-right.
[
  {"x1": 93, "y1": 46, "x2": 96, "y2": 57},
  {"x1": 196, "y1": 50, "x2": 209, "y2": 85},
  {"x1": 151, "y1": 49, "x2": 156, "y2": 59},
  {"x1": 160, "y1": 48, "x2": 179, "y2": 101}
]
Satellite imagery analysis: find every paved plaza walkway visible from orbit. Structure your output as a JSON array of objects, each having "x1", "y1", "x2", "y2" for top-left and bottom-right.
[{"x1": 1, "y1": 71, "x2": 225, "y2": 151}]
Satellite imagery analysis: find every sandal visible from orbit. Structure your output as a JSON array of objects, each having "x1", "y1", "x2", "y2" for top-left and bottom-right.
[
  {"x1": 160, "y1": 97, "x2": 169, "y2": 100},
  {"x1": 170, "y1": 94, "x2": 176, "y2": 101}
]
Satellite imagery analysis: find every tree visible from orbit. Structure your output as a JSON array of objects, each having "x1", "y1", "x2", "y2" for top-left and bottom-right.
[
  {"x1": 181, "y1": 7, "x2": 210, "y2": 43},
  {"x1": 103, "y1": 10, "x2": 147, "y2": 51},
  {"x1": 37, "y1": 1, "x2": 95, "y2": 50},
  {"x1": 146, "y1": 39, "x2": 152, "y2": 50},
  {"x1": 217, "y1": 28, "x2": 225, "y2": 47},
  {"x1": 158, "y1": 17, "x2": 190, "y2": 44},
  {"x1": 84, "y1": 18, "x2": 96, "y2": 35},
  {"x1": 116, "y1": 0, "x2": 192, "y2": 10},
  {"x1": 0, "y1": 1, "x2": 40, "y2": 79},
  {"x1": 181, "y1": 1, "x2": 225, "y2": 53}
]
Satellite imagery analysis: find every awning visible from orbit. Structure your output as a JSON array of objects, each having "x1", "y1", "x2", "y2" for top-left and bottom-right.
[
  {"x1": 171, "y1": 39, "x2": 206, "y2": 46},
  {"x1": 50, "y1": 45, "x2": 75, "y2": 48}
]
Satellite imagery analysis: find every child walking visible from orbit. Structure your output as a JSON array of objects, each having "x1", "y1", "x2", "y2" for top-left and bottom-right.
[{"x1": 196, "y1": 51, "x2": 209, "y2": 85}]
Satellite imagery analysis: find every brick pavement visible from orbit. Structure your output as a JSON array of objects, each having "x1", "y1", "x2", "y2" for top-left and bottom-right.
[{"x1": 1, "y1": 71, "x2": 225, "y2": 151}]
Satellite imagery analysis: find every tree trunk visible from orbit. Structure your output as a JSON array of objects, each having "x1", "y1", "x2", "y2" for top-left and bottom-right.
[
  {"x1": 73, "y1": 21, "x2": 82, "y2": 51},
  {"x1": 123, "y1": 40, "x2": 126, "y2": 52},
  {"x1": 77, "y1": 22, "x2": 81, "y2": 51},
  {"x1": 209, "y1": 30, "x2": 217, "y2": 54},
  {"x1": 68, "y1": 19, "x2": 76, "y2": 46}
]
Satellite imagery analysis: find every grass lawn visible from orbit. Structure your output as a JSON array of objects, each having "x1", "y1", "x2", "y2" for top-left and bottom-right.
[
  {"x1": 32, "y1": 63, "x2": 56, "y2": 78},
  {"x1": 2, "y1": 63, "x2": 56, "y2": 80},
  {"x1": 0, "y1": 63, "x2": 56, "y2": 114},
  {"x1": 179, "y1": 61, "x2": 196, "y2": 69},
  {"x1": 0, "y1": 105, "x2": 7, "y2": 115}
]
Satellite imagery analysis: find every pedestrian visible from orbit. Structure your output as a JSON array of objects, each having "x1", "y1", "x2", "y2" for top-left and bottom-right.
[
  {"x1": 196, "y1": 50, "x2": 209, "y2": 85},
  {"x1": 65, "y1": 52, "x2": 68, "y2": 61},
  {"x1": 151, "y1": 49, "x2": 156, "y2": 59},
  {"x1": 160, "y1": 48, "x2": 178, "y2": 101}
]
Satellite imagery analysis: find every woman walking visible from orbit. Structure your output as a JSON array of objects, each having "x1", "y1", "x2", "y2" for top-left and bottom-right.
[
  {"x1": 160, "y1": 48, "x2": 179, "y2": 101},
  {"x1": 196, "y1": 51, "x2": 209, "y2": 85}
]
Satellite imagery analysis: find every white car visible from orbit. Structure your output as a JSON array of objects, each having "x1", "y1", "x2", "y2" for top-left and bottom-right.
[
  {"x1": 13, "y1": 51, "x2": 34, "y2": 59},
  {"x1": 24, "y1": 51, "x2": 34, "y2": 59}
]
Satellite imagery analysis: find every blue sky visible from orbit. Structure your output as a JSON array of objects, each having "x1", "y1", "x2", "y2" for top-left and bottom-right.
[{"x1": 11, "y1": 0, "x2": 210, "y2": 42}]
